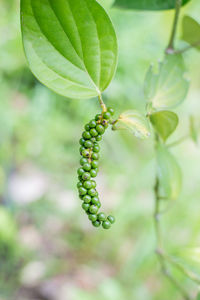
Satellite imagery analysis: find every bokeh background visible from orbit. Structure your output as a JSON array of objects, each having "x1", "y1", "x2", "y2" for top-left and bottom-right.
[{"x1": 0, "y1": 0, "x2": 200, "y2": 299}]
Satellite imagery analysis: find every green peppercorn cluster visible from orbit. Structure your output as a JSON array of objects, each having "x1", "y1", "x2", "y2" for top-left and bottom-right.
[{"x1": 77, "y1": 108, "x2": 116, "y2": 229}]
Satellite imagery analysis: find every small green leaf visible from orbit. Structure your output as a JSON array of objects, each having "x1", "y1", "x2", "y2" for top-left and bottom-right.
[
  {"x1": 156, "y1": 143, "x2": 182, "y2": 200},
  {"x1": 190, "y1": 116, "x2": 198, "y2": 144},
  {"x1": 150, "y1": 111, "x2": 178, "y2": 142},
  {"x1": 144, "y1": 55, "x2": 189, "y2": 109},
  {"x1": 113, "y1": 110, "x2": 150, "y2": 139},
  {"x1": 113, "y1": 0, "x2": 191, "y2": 11},
  {"x1": 21, "y1": 0, "x2": 118, "y2": 99},
  {"x1": 182, "y1": 15, "x2": 200, "y2": 51}
]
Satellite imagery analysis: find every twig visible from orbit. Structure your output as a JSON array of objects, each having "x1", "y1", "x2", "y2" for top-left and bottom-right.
[
  {"x1": 166, "y1": 0, "x2": 183, "y2": 53},
  {"x1": 98, "y1": 94, "x2": 107, "y2": 112}
]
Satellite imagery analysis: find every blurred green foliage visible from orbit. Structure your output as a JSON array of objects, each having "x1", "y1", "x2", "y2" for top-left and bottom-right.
[{"x1": 0, "y1": 0, "x2": 200, "y2": 299}]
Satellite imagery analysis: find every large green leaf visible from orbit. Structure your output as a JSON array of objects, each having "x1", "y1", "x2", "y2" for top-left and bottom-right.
[
  {"x1": 144, "y1": 54, "x2": 189, "y2": 109},
  {"x1": 150, "y1": 111, "x2": 178, "y2": 142},
  {"x1": 21, "y1": 0, "x2": 118, "y2": 99},
  {"x1": 182, "y1": 15, "x2": 200, "y2": 51},
  {"x1": 113, "y1": 0, "x2": 191, "y2": 11},
  {"x1": 112, "y1": 110, "x2": 150, "y2": 139},
  {"x1": 156, "y1": 143, "x2": 182, "y2": 200}
]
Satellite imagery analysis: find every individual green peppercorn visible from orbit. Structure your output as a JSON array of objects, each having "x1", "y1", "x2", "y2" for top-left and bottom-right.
[
  {"x1": 78, "y1": 175, "x2": 82, "y2": 181},
  {"x1": 88, "y1": 214, "x2": 97, "y2": 222},
  {"x1": 92, "y1": 220, "x2": 101, "y2": 227},
  {"x1": 84, "y1": 140, "x2": 93, "y2": 148},
  {"x1": 79, "y1": 187, "x2": 87, "y2": 196},
  {"x1": 91, "y1": 137, "x2": 96, "y2": 143},
  {"x1": 96, "y1": 135, "x2": 102, "y2": 141},
  {"x1": 80, "y1": 146, "x2": 85, "y2": 154},
  {"x1": 96, "y1": 124, "x2": 105, "y2": 135},
  {"x1": 83, "y1": 195, "x2": 91, "y2": 204},
  {"x1": 77, "y1": 182, "x2": 83, "y2": 188},
  {"x1": 102, "y1": 220, "x2": 111, "y2": 229},
  {"x1": 89, "y1": 120, "x2": 97, "y2": 128},
  {"x1": 82, "y1": 131, "x2": 91, "y2": 140},
  {"x1": 90, "y1": 128, "x2": 98, "y2": 137},
  {"x1": 89, "y1": 205, "x2": 98, "y2": 214},
  {"x1": 90, "y1": 169, "x2": 97, "y2": 178},
  {"x1": 91, "y1": 196, "x2": 99, "y2": 205},
  {"x1": 96, "y1": 201, "x2": 101, "y2": 208},
  {"x1": 95, "y1": 114, "x2": 101, "y2": 121},
  {"x1": 107, "y1": 215, "x2": 115, "y2": 224},
  {"x1": 98, "y1": 212, "x2": 107, "y2": 222},
  {"x1": 91, "y1": 180, "x2": 96, "y2": 188},
  {"x1": 103, "y1": 111, "x2": 111, "y2": 120},
  {"x1": 82, "y1": 149, "x2": 90, "y2": 158},
  {"x1": 88, "y1": 188, "x2": 97, "y2": 197},
  {"x1": 92, "y1": 152, "x2": 99, "y2": 160},
  {"x1": 77, "y1": 167, "x2": 84, "y2": 176},
  {"x1": 80, "y1": 157, "x2": 88, "y2": 166},
  {"x1": 82, "y1": 172, "x2": 91, "y2": 181},
  {"x1": 102, "y1": 119, "x2": 109, "y2": 128},
  {"x1": 91, "y1": 160, "x2": 99, "y2": 169},
  {"x1": 83, "y1": 163, "x2": 91, "y2": 171},
  {"x1": 93, "y1": 144, "x2": 100, "y2": 153},
  {"x1": 79, "y1": 138, "x2": 85, "y2": 146},
  {"x1": 83, "y1": 180, "x2": 93, "y2": 189},
  {"x1": 107, "y1": 107, "x2": 115, "y2": 115},
  {"x1": 82, "y1": 202, "x2": 90, "y2": 211},
  {"x1": 85, "y1": 124, "x2": 90, "y2": 131}
]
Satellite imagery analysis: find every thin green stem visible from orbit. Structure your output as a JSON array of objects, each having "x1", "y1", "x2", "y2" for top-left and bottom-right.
[
  {"x1": 174, "y1": 40, "x2": 200, "y2": 54},
  {"x1": 98, "y1": 94, "x2": 107, "y2": 113},
  {"x1": 166, "y1": 0, "x2": 183, "y2": 53}
]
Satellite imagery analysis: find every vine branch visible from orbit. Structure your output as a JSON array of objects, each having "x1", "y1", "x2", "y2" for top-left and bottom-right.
[{"x1": 98, "y1": 94, "x2": 107, "y2": 113}]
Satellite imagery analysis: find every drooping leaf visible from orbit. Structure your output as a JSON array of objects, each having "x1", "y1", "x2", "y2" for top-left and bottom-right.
[
  {"x1": 144, "y1": 54, "x2": 189, "y2": 109},
  {"x1": 112, "y1": 110, "x2": 150, "y2": 139},
  {"x1": 113, "y1": 0, "x2": 191, "y2": 11},
  {"x1": 182, "y1": 15, "x2": 200, "y2": 51},
  {"x1": 156, "y1": 143, "x2": 182, "y2": 200},
  {"x1": 190, "y1": 116, "x2": 198, "y2": 145},
  {"x1": 21, "y1": 0, "x2": 118, "y2": 99},
  {"x1": 150, "y1": 111, "x2": 179, "y2": 142}
]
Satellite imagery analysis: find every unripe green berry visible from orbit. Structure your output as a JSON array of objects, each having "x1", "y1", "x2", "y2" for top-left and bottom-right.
[
  {"x1": 88, "y1": 188, "x2": 97, "y2": 197},
  {"x1": 96, "y1": 201, "x2": 101, "y2": 208},
  {"x1": 98, "y1": 212, "x2": 106, "y2": 222},
  {"x1": 84, "y1": 140, "x2": 93, "y2": 148},
  {"x1": 89, "y1": 205, "x2": 98, "y2": 214},
  {"x1": 80, "y1": 157, "x2": 88, "y2": 166},
  {"x1": 80, "y1": 146, "x2": 85, "y2": 154},
  {"x1": 90, "y1": 169, "x2": 97, "y2": 178},
  {"x1": 93, "y1": 145, "x2": 100, "y2": 153},
  {"x1": 102, "y1": 220, "x2": 111, "y2": 229},
  {"x1": 91, "y1": 160, "x2": 99, "y2": 169},
  {"x1": 91, "y1": 196, "x2": 99, "y2": 205},
  {"x1": 83, "y1": 195, "x2": 91, "y2": 203},
  {"x1": 83, "y1": 163, "x2": 91, "y2": 171},
  {"x1": 79, "y1": 138, "x2": 85, "y2": 146},
  {"x1": 82, "y1": 172, "x2": 91, "y2": 181},
  {"x1": 107, "y1": 215, "x2": 115, "y2": 224},
  {"x1": 82, "y1": 131, "x2": 91, "y2": 140},
  {"x1": 88, "y1": 214, "x2": 97, "y2": 222},
  {"x1": 92, "y1": 220, "x2": 101, "y2": 227},
  {"x1": 92, "y1": 153, "x2": 99, "y2": 160},
  {"x1": 91, "y1": 180, "x2": 96, "y2": 188},
  {"x1": 82, "y1": 202, "x2": 90, "y2": 211},
  {"x1": 107, "y1": 107, "x2": 115, "y2": 115},
  {"x1": 89, "y1": 120, "x2": 97, "y2": 128},
  {"x1": 90, "y1": 128, "x2": 98, "y2": 137},
  {"x1": 91, "y1": 137, "x2": 96, "y2": 143},
  {"x1": 77, "y1": 182, "x2": 83, "y2": 188},
  {"x1": 96, "y1": 135, "x2": 102, "y2": 141},
  {"x1": 95, "y1": 114, "x2": 101, "y2": 121},
  {"x1": 82, "y1": 149, "x2": 90, "y2": 158},
  {"x1": 83, "y1": 180, "x2": 93, "y2": 189},
  {"x1": 96, "y1": 125, "x2": 105, "y2": 135},
  {"x1": 102, "y1": 119, "x2": 108, "y2": 128},
  {"x1": 85, "y1": 124, "x2": 90, "y2": 131},
  {"x1": 103, "y1": 112, "x2": 111, "y2": 120},
  {"x1": 79, "y1": 187, "x2": 87, "y2": 196},
  {"x1": 77, "y1": 167, "x2": 84, "y2": 176},
  {"x1": 78, "y1": 175, "x2": 82, "y2": 181}
]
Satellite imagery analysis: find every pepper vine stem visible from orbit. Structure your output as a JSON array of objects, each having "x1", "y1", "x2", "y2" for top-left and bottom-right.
[
  {"x1": 166, "y1": 0, "x2": 183, "y2": 54},
  {"x1": 98, "y1": 94, "x2": 107, "y2": 113}
]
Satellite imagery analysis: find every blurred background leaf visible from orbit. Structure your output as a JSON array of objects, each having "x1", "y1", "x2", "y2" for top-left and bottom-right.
[{"x1": 182, "y1": 15, "x2": 200, "y2": 51}]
